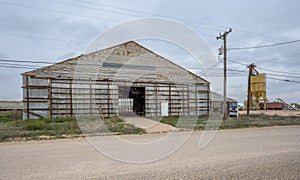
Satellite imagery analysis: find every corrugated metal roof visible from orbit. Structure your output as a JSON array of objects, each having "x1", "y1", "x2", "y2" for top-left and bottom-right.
[
  {"x1": 22, "y1": 41, "x2": 209, "y2": 84},
  {"x1": 210, "y1": 91, "x2": 237, "y2": 102}
]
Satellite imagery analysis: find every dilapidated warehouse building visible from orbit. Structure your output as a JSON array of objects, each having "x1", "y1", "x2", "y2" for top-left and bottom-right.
[{"x1": 22, "y1": 41, "x2": 210, "y2": 119}]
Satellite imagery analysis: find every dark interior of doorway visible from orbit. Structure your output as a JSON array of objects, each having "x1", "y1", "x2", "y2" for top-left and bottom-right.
[
  {"x1": 129, "y1": 87, "x2": 145, "y2": 116},
  {"x1": 119, "y1": 86, "x2": 145, "y2": 116}
]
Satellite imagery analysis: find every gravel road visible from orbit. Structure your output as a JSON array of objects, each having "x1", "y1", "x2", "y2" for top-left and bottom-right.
[{"x1": 0, "y1": 126, "x2": 299, "y2": 179}]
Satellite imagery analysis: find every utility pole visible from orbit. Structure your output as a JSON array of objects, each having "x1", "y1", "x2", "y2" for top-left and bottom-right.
[
  {"x1": 217, "y1": 28, "x2": 232, "y2": 120},
  {"x1": 247, "y1": 63, "x2": 256, "y2": 115}
]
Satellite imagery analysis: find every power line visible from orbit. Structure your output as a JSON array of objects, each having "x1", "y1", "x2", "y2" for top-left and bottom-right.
[
  {"x1": 0, "y1": 60, "x2": 298, "y2": 82},
  {"x1": 73, "y1": 0, "x2": 285, "y2": 43},
  {"x1": 47, "y1": 0, "x2": 273, "y2": 44},
  {"x1": 198, "y1": 60, "x2": 224, "y2": 76},
  {"x1": 72, "y1": 0, "x2": 228, "y2": 31},
  {"x1": 0, "y1": 59, "x2": 54, "y2": 64},
  {"x1": 43, "y1": 0, "x2": 231, "y2": 40},
  {"x1": 228, "y1": 59, "x2": 248, "y2": 66},
  {"x1": 0, "y1": 1, "x2": 120, "y2": 22},
  {"x1": 0, "y1": 65, "x2": 40, "y2": 69},
  {"x1": 227, "y1": 68, "x2": 247, "y2": 73},
  {"x1": 0, "y1": 0, "x2": 223, "y2": 34},
  {"x1": 229, "y1": 39, "x2": 300, "y2": 51},
  {"x1": 266, "y1": 73, "x2": 300, "y2": 79},
  {"x1": 44, "y1": 0, "x2": 146, "y2": 19},
  {"x1": 228, "y1": 59, "x2": 300, "y2": 77},
  {"x1": 0, "y1": 62, "x2": 43, "y2": 67},
  {"x1": 257, "y1": 53, "x2": 300, "y2": 64},
  {"x1": 0, "y1": 0, "x2": 283, "y2": 50},
  {"x1": 0, "y1": 1, "x2": 223, "y2": 44},
  {"x1": 0, "y1": 1, "x2": 298, "y2": 81},
  {"x1": 255, "y1": 66, "x2": 300, "y2": 75},
  {"x1": 3, "y1": 57, "x2": 298, "y2": 79},
  {"x1": 232, "y1": 29, "x2": 283, "y2": 43},
  {"x1": 0, "y1": 32, "x2": 87, "y2": 44},
  {"x1": 0, "y1": 0, "x2": 282, "y2": 45},
  {"x1": 0, "y1": 58, "x2": 244, "y2": 77},
  {"x1": 267, "y1": 76, "x2": 300, "y2": 83},
  {"x1": 0, "y1": 58, "x2": 212, "y2": 70}
]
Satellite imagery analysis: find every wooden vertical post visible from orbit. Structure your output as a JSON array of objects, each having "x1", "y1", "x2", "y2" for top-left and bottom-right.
[
  {"x1": 207, "y1": 84, "x2": 210, "y2": 115},
  {"x1": 107, "y1": 80, "x2": 110, "y2": 117},
  {"x1": 187, "y1": 85, "x2": 190, "y2": 116},
  {"x1": 195, "y1": 84, "x2": 198, "y2": 116},
  {"x1": 70, "y1": 79, "x2": 73, "y2": 117},
  {"x1": 48, "y1": 78, "x2": 52, "y2": 119},
  {"x1": 247, "y1": 63, "x2": 256, "y2": 115},
  {"x1": 182, "y1": 85, "x2": 185, "y2": 116},
  {"x1": 168, "y1": 83, "x2": 171, "y2": 116},
  {"x1": 26, "y1": 76, "x2": 30, "y2": 120},
  {"x1": 89, "y1": 78, "x2": 92, "y2": 117},
  {"x1": 217, "y1": 28, "x2": 232, "y2": 120},
  {"x1": 155, "y1": 82, "x2": 158, "y2": 117}
]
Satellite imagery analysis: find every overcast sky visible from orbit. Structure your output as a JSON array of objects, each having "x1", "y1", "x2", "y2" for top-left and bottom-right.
[{"x1": 0, "y1": 0, "x2": 299, "y2": 104}]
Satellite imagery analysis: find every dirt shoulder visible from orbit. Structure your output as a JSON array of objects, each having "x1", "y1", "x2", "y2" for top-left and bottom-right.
[{"x1": 239, "y1": 110, "x2": 300, "y2": 116}]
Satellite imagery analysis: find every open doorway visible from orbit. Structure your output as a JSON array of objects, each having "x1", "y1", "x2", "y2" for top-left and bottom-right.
[
  {"x1": 129, "y1": 87, "x2": 145, "y2": 116},
  {"x1": 118, "y1": 86, "x2": 145, "y2": 116}
]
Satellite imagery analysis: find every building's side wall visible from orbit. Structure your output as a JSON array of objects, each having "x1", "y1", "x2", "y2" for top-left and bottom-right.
[
  {"x1": 23, "y1": 76, "x2": 119, "y2": 119},
  {"x1": 23, "y1": 76, "x2": 209, "y2": 119},
  {"x1": 22, "y1": 76, "x2": 49, "y2": 119}
]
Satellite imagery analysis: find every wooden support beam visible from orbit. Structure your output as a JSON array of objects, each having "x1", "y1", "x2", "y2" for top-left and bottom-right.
[
  {"x1": 155, "y1": 81, "x2": 158, "y2": 117},
  {"x1": 48, "y1": 78, "x2": 52, "y2": 119},
  {"x1": 70, "y1": 79, "x2": 73, "y2": 117},
  {"x1": 195, "y1": 84, "x2": 198, "y2": 116},
  {"x1": 107, "y1": 80, "x2": 110, "y2": 117},
  {"x1": 26, "y1": 76, "x2": 29, "y2": 120},
  {"x1": 187, "y1": 85, "x2": 190, "y2": 116},
  {"x1": 169, "y1": 83, "x2": 171, "y2": 116},
  {"x1": 89, "y1": 78, "x2": 92, "y2": 117}
]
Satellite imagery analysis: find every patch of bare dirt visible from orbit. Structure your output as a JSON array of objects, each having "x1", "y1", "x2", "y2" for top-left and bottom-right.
[{"x1": 239, "y1": 110, "x2": 300, "y2": 117}]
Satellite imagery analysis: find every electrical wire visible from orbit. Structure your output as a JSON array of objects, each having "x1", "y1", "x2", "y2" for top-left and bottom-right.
[
  {"x1": 2, "y1": 57, "x2": 298, "y2": 80},
  {"x1": 229, "y1": 39, "x2": 300, "y2": 51},
  {"x1": 0, "y1": 1, "x2": 299, "y2": 83},
  {"x1": 255, "y1": 66, "x2": 300, "y2": 75},
  {"x1": 0, "y1": 0, "x2": 228, "y2": 44},
  {"x1": 44, "y1": 0, "x2": 147, "y2": 19},
  {"x1": 228, "y1": 59, "x2": 300, "y2": 75},
  {"x1": 256, "y1": 53, "x2": 300, "y2": 64},
  {"x1": 71, "y1": 0, "x2": 228, "y2": 31},
  {"x1": 267, "y1": 76, "x2": 300, "y2": 83},
  {"x1": 0, "y1": 60, "x2": 299, "y2": 83},
  {"x1": 0, "y1": 1, "x2": 120, "y2": 22},
  {"x1": 228, "y1": 59, "x2": 248, "y2": 66},
  {"x1": 198, "y1": 60, "x2": 224, "y2": 76},
  {"x1": 0, "y1": 62, "x2": 43, "y2": 67},
  {"x1": 0, "y1": 58, "x2": 55, "y2": 64},
  {"x1": 227, "y1": 59, "x2": 300, "y2": 79},
  {"x1": 266, "y1": 73, "x2": 300, "y2": 79},
  {"x1": 73, "y1": 0, "x2": 286, "y2": 43},
  {"x1": 0, "y1": 32, "x2": 87, "y2": 44},
  {"x1": 0, "y1": 65, "x2": 40, "y2": 69},
  {"x1": 0, "y1": 0, "x2": 284, "y2": 45}
]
